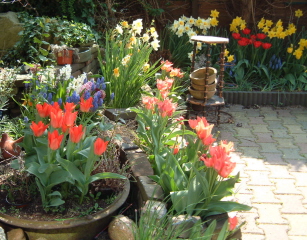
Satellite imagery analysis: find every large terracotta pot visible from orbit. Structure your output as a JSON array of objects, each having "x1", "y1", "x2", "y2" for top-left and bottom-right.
[
  {"x1": 56, "y1": 49, "x2": 74, "y2": 65},
  {"x1": 190, "y1": 67, "x2": 217, "y2": 85},
  {"x1": 188, "y1": 87, "x2": 216, "y2": 100},
  {"x1": 0, "y1": 180, "x2": 130, "y2": 240}
]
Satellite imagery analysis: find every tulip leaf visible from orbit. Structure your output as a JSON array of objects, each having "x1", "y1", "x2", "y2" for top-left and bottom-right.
[
  {"x1": 204, "y1": 201, "x2": 252, "y2": 218},
  {"x1": 88, "y1": 172, "x2": 126, "y2": 183}
]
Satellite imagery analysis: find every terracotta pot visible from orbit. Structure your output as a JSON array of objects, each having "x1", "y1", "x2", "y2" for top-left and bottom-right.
[
  {"x1": 188, "y1": 87, "x2": 216, "y2": 100},
  {"x1": 190, "y1": 67, "x2": 217, "y2": 85},
  {"x1": 0, "y1": 180, "x2": 130, "y2": 240},
  {"x1": 191, "y1": 78, "x2": 217, "y2": 91},
  {"x1": 56, "y1": 49, "x2": 74, "y2": 65},
  {"x1": 0, "y1": 133, "x2": 24, "y2": 160}
]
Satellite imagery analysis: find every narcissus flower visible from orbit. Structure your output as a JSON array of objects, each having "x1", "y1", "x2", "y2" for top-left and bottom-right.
[
  {"x1": 48, "y1": 130, "x2": 64, "y2": 150},
  {"x1": 113, "y1": 68, "x2": 120, "y2": 77},
  {"x1": 94, "y1": 138, "x2": 109, "y2": 155},
  {"x1": 210, "y1": 9, "x2": 219, "y2": 18},
  {"x1": 30, "y1": 121, "x2": 49, "y2": 137},
  {"x1": 295, "y1": 9, "x2": 303, "y2": 18}
]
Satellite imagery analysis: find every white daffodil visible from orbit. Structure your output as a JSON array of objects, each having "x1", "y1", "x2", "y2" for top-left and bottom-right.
[
  {"x1": 132, "y1": 19, "x2": 143, "y2": 35},
  {"x1": 142, "y1": 33, "x2": 150, "y2": 42},
  {"x1": 150, "y1": 39, "x2": 160, "y2": 51},
  {"x1": 151, "y1": 31, "x2": 159, "y2": 40},
  {"x1": 177, "y1": 26, "x2": 185, "y2": 37},
  {"x1": 115, "y1": 24, "x2": 123, "y2": 34},
  {"x1": 187, "y1": 17, "x2": 195, "y2": 26},
  {"x1": 187, "y1": 30, "x2": 197, "y2": 38}
]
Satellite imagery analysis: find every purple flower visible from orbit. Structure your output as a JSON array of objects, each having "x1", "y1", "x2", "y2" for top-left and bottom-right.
[
  {"x1": 110, "y1": 93, "x2": 115, "y2": 100},
  {"x1": 84, "y1": 90, "x2": 91, "y2": 100},
  {"x1": 47, "y1": 93, "x2": 53, "y2": 103}
]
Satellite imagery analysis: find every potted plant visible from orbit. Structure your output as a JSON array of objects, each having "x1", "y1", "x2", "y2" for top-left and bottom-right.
[
  {"x1": 50, "y1": 44, "x2": 77, "y2": 65},
  {"x1": 0, "y1": 65, "x2": 130, "y2": 239}
]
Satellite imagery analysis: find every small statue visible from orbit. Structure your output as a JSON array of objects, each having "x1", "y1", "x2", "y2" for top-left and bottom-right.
[{"x1": 0, "y1": 133, "x2": 24, "y2": 160}]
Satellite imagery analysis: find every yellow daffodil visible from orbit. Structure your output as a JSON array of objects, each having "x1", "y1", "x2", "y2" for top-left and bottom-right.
[
  {"x1": 210, "y1": 17, "x2": 219, "y2": 27},
  {"x1": 121, "y1": 21, "x2": 129, "y2": 28},
  {"x1": 276, "y1": 19, "x2": 283, "y2": 27},
  {"x1": 240, "y1": 23, "x2": 246, "y2": 30},
  {"x1": 210, "y1": 9, "x2": 219, "y2": 18},
  {"x1": 227, "y1": 55, "x2": 234, "y2": 62},
  {"x1": 295, "y1": 9, "x2": 303, "y2": 18},
  {"x1": 224, "y1": 49, "x2": 229, "y2": 57},
  {"x1": 230, "y1": 23, "x2": 238, "y2": 33},
  {"x1": 287, "y1": 44, "x2": 293, "y2": 53},
  {"x1": 142, "y1": 63, "x2": 150, "y2": 72},
  {"x1": 263, "y1": 26, "x2": 270, "y2": 33},
  {"x1": 268, "y1": 31, "x2": 276, "y2": 38},
  {"x1": 265, "y1": 20, "x2": 273, "y2": 27},
  {"x1": 299, "y1": 39, "x2": 307, "y2": 48},
  {"x1": 113, "y1": 68, "x2": 120, "y2": 77},
  {"x1": 293, "y1": 48, "x2": 303, "y2": 59},
  {"x1": 257, "y1": 21, "x2": 265, "y2": 29},
  {"x1": 278, "y1": 31, "x2": 287, "y2": 39}
]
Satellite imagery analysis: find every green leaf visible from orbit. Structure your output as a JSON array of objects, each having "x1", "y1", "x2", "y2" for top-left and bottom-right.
[
  {"x1": 216, "y1": 220, "x2": 229, "y2": 240},
  {"x1": 88, "y1": 172, "x2": 126, "y2": 183},
  {"x1": 33, "y1": 37, "x2": 42, "y2": 44},
  {"x1": 39, "y1": 48, "x2": 49, "y2": 56},
  {"x1": 203, "y1": 220, "x2": 217, "y2": 240},
  {"x1": 38, "y1": 55, "x2": 48, "y2": 62},
  {"x1": 204, "y1": 201, "x2": 252, "y2": 218},
  {"x1": 285, "y1": 73, "x2": 296, "y2": 86}
]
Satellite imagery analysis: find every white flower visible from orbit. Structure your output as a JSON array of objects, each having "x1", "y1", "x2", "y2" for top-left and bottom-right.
[
  {"x1": 115, "y1": 24, "x2": 123, "y2": 34},
  {"x1": 187, "y1": 17, "x2": 195, "y2": 26},
  {"x1": 171, "y1": 20, "x2": 180, "y2": 32},
  {"x1": 195, "y1": 17, "x2": 204, "y2": 28},
  {"x1": 181, "y1": 15, "x2": 188, "y2": 21},
  {"x1": 178, "y1": 18, "x2": 185, "y2": 26},
  {"x1": 150, "y1": 39, "x2": 160, "y2": 51},
  {"x1": 67, "y1": 73, "x2": 87, "y2": 94},
  {"x1": 58, "y1": 64, "x2": 72, "y2": 80},
  {"x1": 176, "y1": 26, "x2": 185, "y2": 37},
  {"x1": 200, "y1": 18, "x2": 211, "y2": 30},
  {"x1": 188, "y1": 51, "x2": 194, "y2": 61},
  {"x1": 196, "y1": 42, "x2": 202, "y2": 50},
  {"x1": 122, "y1": 54, "x2": 131, "y2": 66},
  {"x1": 132, "y1": 19, "x2": 143, "y2": 35},
  {"x1": 184, "y1": 24, "x2": 191, "y2": 33},
  {"x1": 142, "y1": 33, "x2": 150, "y2": 42},
  {"x1": 151, "y1": 31, "x2": 159, "y2": 40},
  {"x1": 187, "y1": 30, "x2": 197, "y2": 38}
]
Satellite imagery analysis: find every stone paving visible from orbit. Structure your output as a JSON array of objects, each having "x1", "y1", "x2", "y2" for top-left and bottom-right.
[{"x1": 214, "y1": 104, "x2": 307, "y2": 240}]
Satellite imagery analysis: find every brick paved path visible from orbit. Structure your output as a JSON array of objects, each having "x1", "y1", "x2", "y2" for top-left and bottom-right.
[{"x1": 215, "y1": 105, "x2": 307, "y2": 240}]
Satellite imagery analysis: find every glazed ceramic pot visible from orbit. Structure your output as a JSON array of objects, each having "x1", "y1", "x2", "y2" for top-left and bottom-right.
[{"x1": 190, "y1": 67, "x2": 217, "y2": 85}]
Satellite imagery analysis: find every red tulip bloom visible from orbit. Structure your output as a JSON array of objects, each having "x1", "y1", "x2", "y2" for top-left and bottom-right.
[
  {"x1": 30, "y1": 121, "x2": 49, "y2": 137},
  {"x1": 48, "y1": 130, "x2": 64, "y2": 150},
  {"x1": 69, "y1": 125, "x2": 84, "y2": 143},
  {"x1": 172, "y1": 145, "x2": 179, "y2": 155},
  {"x1": 250, "y1": 34, "x2": 257, "y2": 40},
  {"x1": 50, "y1": 102, "x2": 61, "y2": 113},
  {"x1": 50, "y1": 109, "x2": 63, "y2": 128},
  {"x1": 94, "y1": 138, "x2": 109, "y2": 155},
  {"x1": 229, "y1": 216, "x2": 238, "y2": 231},
  {"x1": 142, "y1": 96, "x2": 158, "y2": 110},
  {"x1": 80, "y1": 97, "x2": 93, "y2": 112},
  {"x1": 262, "y1": 42, "x2": 272, "y2": 49},
  {"x1": 161, "y1": 60, "x2": 173, "y2": 71},
  {"x1": 36, "y1": 103, "x2": 51, "y2": 118},
  {"x1": 232, "y1": 32, "x2": 241, "y2": 40},
  {"x1": 157, "y1": 99, "x2": 177, "y2": 117},
  {"x1": 242, "y1": 28, "x2": 251, "y2": 35},
  {"x1": 253, "y1": 41, "x2": 262, "y2": 48},
  {"x1": 256, "y1": 33, "x2": 267, "y2": 40},
  {"x1": 62, "y1": 111, "x2": 78, "y2": 128},
  {"x1": 238, "y1": 38, "x2": 249, "y2": 46},
  {"x1": 64, "y1": 102, "x2": 76, "y2": 113}
]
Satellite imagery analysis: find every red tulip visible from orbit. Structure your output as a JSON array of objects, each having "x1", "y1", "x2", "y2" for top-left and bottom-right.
[
  {"x1": 94, "y1": 138, "x2": 109, "y2": 155},
  {"x1": 253, "y1": 41, "x2": 262, "y2": 48},
  {"x1": 157, "y1": 99, "x2": 177, "y2": 117},
  {"x1": 256, "y1": 33, "x2": 267, "y2": 40},
  {"x1": 36, "y1": 103, "x2": 51, "y2": 118},
  {"x1": 48, "y1": 130, "x2": 64, "y2": 150},
  {"x1": 80, "y1": 97, "x2": 93, "y2": 112},
  {"x1": 50, "y1": 109, "x2": 63, "y2": 128},
  {"x1": 232, "y1": 32, "x2": 241, "y2": 40},
  {"x1": 262, "y1": 42, "x2": 272, "y2": 49},
  {"x1": 242, "y1": 28, "x2": 251, "y2": 35},
  {"x1": 62, "y1": 111, "x2": 78, "y2": 128},
  {"x1": 238, "y1": 39, "x2": 249, "y2": 46},
  {"x1": 229, "y1": 216, "x2": 238, "y2": 231},
  {"x1": 64, "y1": 102, "x2": 76, "y2": 113},
  {"x1": 30, "y1": 121, "x2": 49, "y2": 137},
  {"x1": 69, "y1": 125, "x2": 84, "y2": 143}
]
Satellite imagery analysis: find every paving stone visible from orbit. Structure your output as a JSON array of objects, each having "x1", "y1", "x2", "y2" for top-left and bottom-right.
[
  {"x1": 265, "y1": 120, "x2": 285, "y2": 129},
  {"x1": 244, "y1": 158, "x2": 269, "y2": 171},
  {"x1": 277, "y1": 110, "x2": 294, "y2": 117},
  {"x1": 229, "y1": 151, "x2": 245, "y2": 164},
  {"x1": 296, "y1": 143, "x2": 307, "y2": 154},
  {"x1": 262, "y1": 153, "x2": 288, "y2": 165},
  {"x1": 272, "y1": 179, "x2": 302, "y2": 195},
  {"x1": 283, "y1": 214, "x2": 307, "y2": 236},
  {"x1": 254, "y1": 203, "x2": 288, "y2": 224},
  {"x1": 229, "y1": 105, "x2": 247, "y2": 111},
  {"x1": 238, "y1": 138, "x2": 259, "y2": 147},
  {"x1": 237, "y1": 210, "x2": 264, "y2": 235},
  {"x1": 298, "y1": 122, "x2": 307, "y2": 130},
  {"x1": 271, "y1": 129, "x2": 291, "y2": 138},
  {"x1": 288, "y1": 236, "x2": 307, "y2": 240},
  {"x1": 251, "y1": 125, "x2": 271, "y2": 133},
  {"x1": 280, "y1": 148, "x2": 306, "y2": 159},
  {"x1": 239, "y1": 234, "x2": 265, "y2": 240},
  {"x1": 234, "y1": 127, "x2": 254, "y2": 137},
  {"x1": 246, "y1": 171, "x2": 274, "y2": 186},
  {"x1": 297, "y1": 187, "x2": 307, "y2": 204},
  {"x1": 218, "y1": 131, "x2": 240, "y2": 142},
  {"x1": 232, "y1": 163, "x2": 249, "y2": 178},
  {"x1": 255, "y1": 133, "x2": 276, "y2": 143},
  {"x1": 289, "y1": 107, "x2": 307, "y2": 114},
  {"x1": 248, "y1": 117, "x2": 265, "y2": 125},
  {"x1": 233, "y1": 192, "x2": 253, "y2": 206},
  {"x1": 285, "y1": 125, "x2": 304, "y2": 134},
  {"x1": 250, "y1": 186, "x2": 281, "y2": 204},
  {"x1": 257, "y1": 224, "x2": 289, "y2": 240},
  {"x1": 238, "y1": 147, "x2": 263, "y2": 158},
  {"x1": 260, "y1": 106, "x2": 274, "y2": 112},
  {"x1": 274, "y1": 138, "x2": 299, "y2": 148},
  {"x1": 288, "y1": 134, "x2": 307, "y2": 143},
  {"x1": 263, "y1": 113, "x2": 280, "y2": 121},
  {"x1": 246, "y1": 110, "x2": 261, "y2": 117},
  {"x1": 234, "y1": 177, "x2": 253, "y2": 194},
  {"x1": 294, "y1": 114, "x2": 307, "y2": 121},
  {"x1": 258, "y1": 143, "x2": 282, "y2": 153},
  {"x1": 286, "y1": 160, "x2": 307, "y2": 173},
  {"x1": 290, "y1": 172, "x2": 307, "y2": 186},
  {"x1": 277, "y1": 195, "x2": 307, "y2": 214},
  {"x1": 265, "y1": 165, "x2": 295, "y2": 179},
  {"x1": 282, "y1": 117, "x2": 301, "y2": 125}
]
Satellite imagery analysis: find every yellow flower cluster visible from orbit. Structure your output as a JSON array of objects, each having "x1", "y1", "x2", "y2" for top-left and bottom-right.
[
  {"x1": 288, "y1": 39, "x2": 307, "y2": 60},
  {"x1": 257, "y1": 18, "x2": 296, "y2": 39},
  {"x1": 229, "y1": 17, "x2": 247, "y2": 33}
]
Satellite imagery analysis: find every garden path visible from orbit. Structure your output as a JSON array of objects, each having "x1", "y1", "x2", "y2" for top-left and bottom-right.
[{"x1": 214, "y1": 104, "x2": 307, "y2": 240}]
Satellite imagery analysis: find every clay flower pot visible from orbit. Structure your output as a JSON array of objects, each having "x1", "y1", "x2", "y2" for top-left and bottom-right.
[
  {"x1": 190, "y1": 67, "x2": 217, "y2": 85},
  {"x1": 0, "y1": 133, "x2": 24, "y2": 160}
]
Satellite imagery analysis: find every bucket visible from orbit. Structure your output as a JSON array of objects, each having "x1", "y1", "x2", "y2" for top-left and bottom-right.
[{"x1": 190, "y1": 67, "x2": 217, "y2": 85}]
